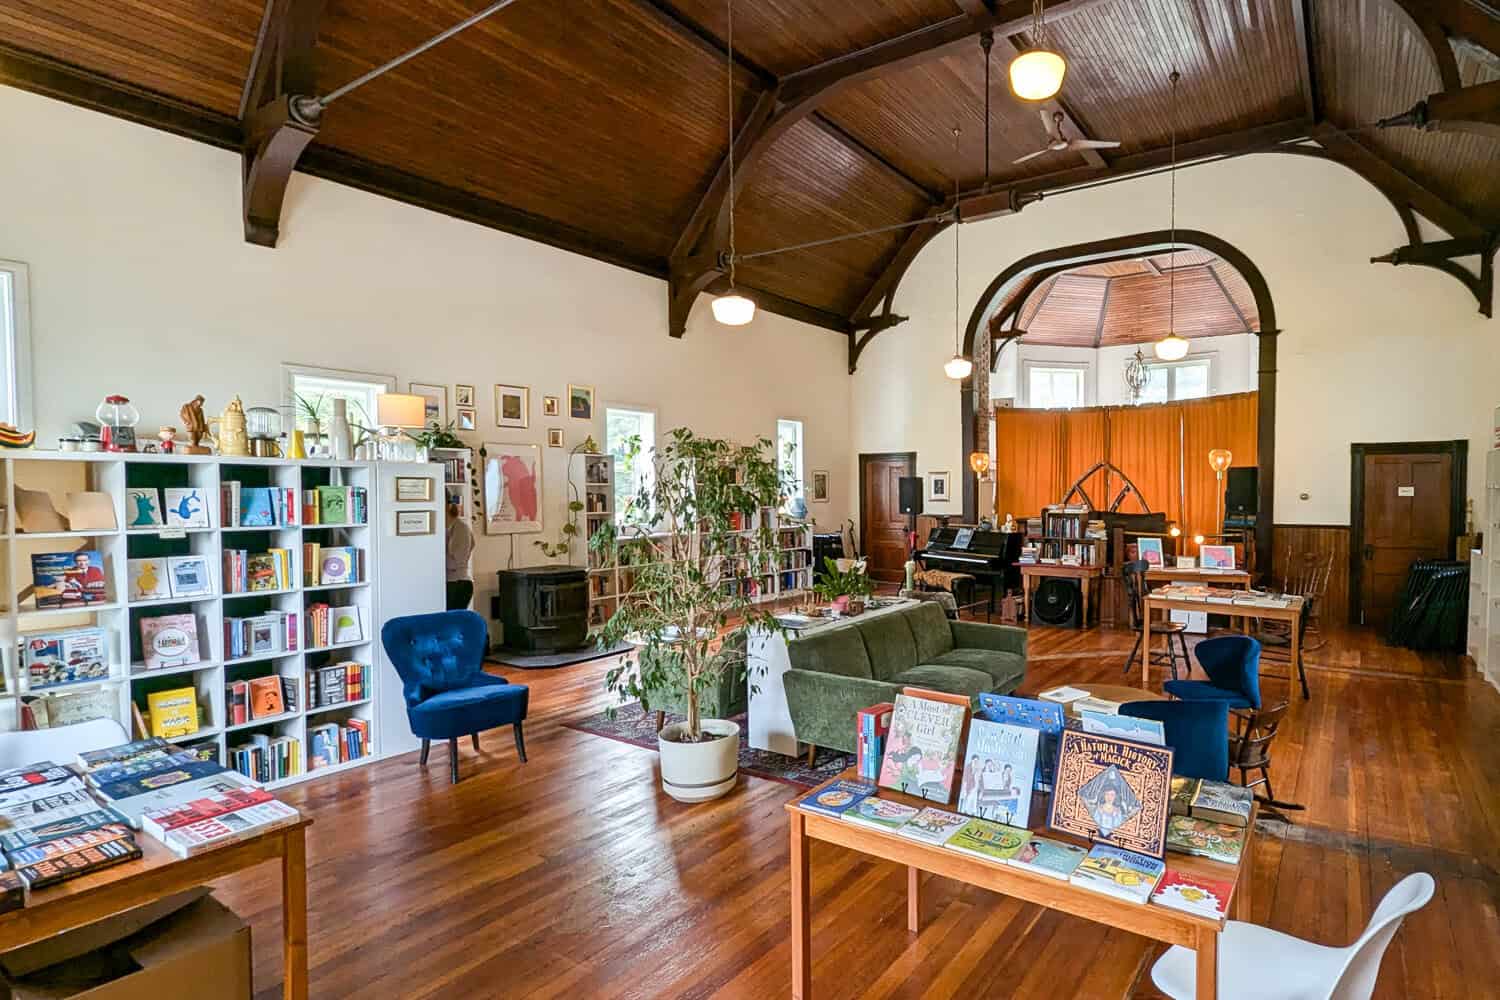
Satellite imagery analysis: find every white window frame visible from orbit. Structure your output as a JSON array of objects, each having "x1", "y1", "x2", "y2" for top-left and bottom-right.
[
  {"x1": 0, "y1": 260, "x2": 35, "y2": 430},
  {"x1": 1142, "y1": 355, "x2": 1215, "y2": 403},
  {"x1": 777, "y1": 417, "x2": 806, "y2": 511},
  {"x1": 1021, "y1": 360, "x2": 1090, "y2": 409},
  {"x1": 281, "y1": 363, "x2": 396, "y2": 431},
  {"x1": 604, "y1": 403, "x2": 658, "y2": 526}
]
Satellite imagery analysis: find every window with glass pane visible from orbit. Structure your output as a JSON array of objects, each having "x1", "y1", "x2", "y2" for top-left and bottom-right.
[
  {"x1": 777, "y1": 419, "x2": 805, "y2": 510},
  {"x1": 1028, "y1": 367, "x2": 1085, "y2": 409},
  {"x1": 284, "y1": 365, "x2": 394, "y2": 434},
  {"x1": 1137, "y1": 359, "x2": 1211, "y2": 403},
  {"x1": 606, "y1": 407, "x2": 656, "y2": 522},
  {"x1": 1137, "y1": 367, "x2": 1170, "y2": 404}
]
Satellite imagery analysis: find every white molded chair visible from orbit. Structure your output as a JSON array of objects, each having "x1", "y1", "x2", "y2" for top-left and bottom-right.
[
  {"x1": 1150, "y1": 872, "x2": 1435, "y2": 1000},
  {"x1": 0, "y1": 717, "x2": 129, "y2": 770}
]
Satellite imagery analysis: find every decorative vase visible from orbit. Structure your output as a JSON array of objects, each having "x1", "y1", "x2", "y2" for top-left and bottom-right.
[
  {"x1": 329, "y1": 399, "x2": 352, "y2": 461},
  {"x1": 288, "y1": 429, "x2": 307, "y2": 459},
  {"x1": 657, "y1": 719, "x2": 740, "y2": 803},
  {"x1": 846, "y1": 598, "x2": 866, "y2": 616},
  {"x1": 833, "y1": 595, "x2": 850, "y2": 614},
  {"x1": 904, "y1": 559, "x2": 917, "y2": 590}
]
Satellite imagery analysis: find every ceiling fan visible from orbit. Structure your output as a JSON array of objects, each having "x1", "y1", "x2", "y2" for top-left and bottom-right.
[{"x1": 1013, "y1": 109, "x2": 1120, "y2": 163}]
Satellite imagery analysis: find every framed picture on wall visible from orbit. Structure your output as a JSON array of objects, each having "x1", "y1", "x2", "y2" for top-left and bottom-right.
[
  {"x1": 568, "y1": 384, "x2": 594, "y2": 420},
  {"x1": 454, "y1": 384, "x2": 475, "y2": 407},
  {"x1": 927, "y1": 471, "x2": 950, "y2": 503},
  {"x1": 494, "y1": 384, "x2": 530, "y2": 429},
  {"x1": 811, "y1": 470, "x2": 830, "y2": 503},
  {"x1": 547, "y1": 428, "x2": 564, "y2": 448},
  {"x1": 409, "y1": 382, "x2": 448, "y2": 428},
  {"x1": 456, "y1": 407, "x2": 476, "y2": 431},
  {"x1": 542, "y1": 395, "x2": 561, "y2": 417},
  {"x1": 483, "y1": 442, "x2": 542, "y2": 535}
]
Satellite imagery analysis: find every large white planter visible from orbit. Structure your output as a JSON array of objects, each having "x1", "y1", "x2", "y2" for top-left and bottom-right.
[{"x1": 657, "y1": 719, "x2": 740, "y2": 803}]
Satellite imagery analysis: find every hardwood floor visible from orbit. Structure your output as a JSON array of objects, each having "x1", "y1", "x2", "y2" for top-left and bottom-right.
[{"x1": 212, "y1": 623, "x2": 1500, "y2": 999}]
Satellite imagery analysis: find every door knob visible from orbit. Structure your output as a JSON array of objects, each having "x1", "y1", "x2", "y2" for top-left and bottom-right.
[{"x1": 1364, "y1": 544, "x2": 1374, "y2": 560}]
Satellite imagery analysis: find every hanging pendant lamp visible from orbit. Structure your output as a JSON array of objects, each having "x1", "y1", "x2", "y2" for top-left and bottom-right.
[
  {"x1": 1010, "y1": 0, "x2": 1067, "y2": 101},
  {"x1": 1154, "y1": 71, "x2": 1190, "y2": 362},
  {"x1": 712, "y1": 0, "x2": 754, "y2": 327}
]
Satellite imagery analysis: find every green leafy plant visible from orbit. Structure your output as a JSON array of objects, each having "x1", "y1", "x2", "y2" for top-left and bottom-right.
[
  {"x1": 599, "y1": 428, "x2": 784, "y2": 743},
  {"x1": 412, "y1": 419, "x2": 464, "y2": 450},
  {"x1": 534, "y1": 439, "x2": 606, "y2": 561},
  {"x1": 293, "y1": 392, "x2": 325, "y2": 430},
  {"x1": 811, "y1": 557, "x2": 873, "y2": 603}
]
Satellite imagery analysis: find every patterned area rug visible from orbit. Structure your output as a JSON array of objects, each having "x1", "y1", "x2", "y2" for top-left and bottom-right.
[{"x1": 562, "y1": 703, "x2": 853, "y2": 789}]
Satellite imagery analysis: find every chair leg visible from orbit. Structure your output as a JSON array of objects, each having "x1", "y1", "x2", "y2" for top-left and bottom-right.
[
  {"x1": 448, "y1": 738, "x2": 459, "y2": 784},
  {"x1": 513, "y1": 721, "x2": 528, "y2": 763},
  {"x1": 806, "y1": 743, "x2": 816, "y2": 767},
  {"x1": 471, "y1": 732, "x2": 480, "y2": 752},
  {"x1": 1122, "y1": 633, "x2": 1142, "y2": 676},
  {"x1": 419, "y1": 739, "x2": 430, "y2": 766}
]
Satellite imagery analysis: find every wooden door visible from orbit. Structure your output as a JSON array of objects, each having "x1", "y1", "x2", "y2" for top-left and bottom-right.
[
  {"x1": 1357, "y1": 451, "x2": 1453, "y2": 629},
  {"x1": 860, "y1": 454, "x2": 913, "y2": 583}
]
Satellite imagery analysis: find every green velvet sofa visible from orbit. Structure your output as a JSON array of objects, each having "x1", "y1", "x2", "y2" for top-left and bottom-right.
[{"x1": 783, "y1": 601, "x2": 1026, "y2": 755}]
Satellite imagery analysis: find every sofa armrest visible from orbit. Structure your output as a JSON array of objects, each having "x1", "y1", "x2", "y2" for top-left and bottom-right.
[
  {"x1": 949, "y1": 620, "x2": 1028, "y2": 657},
  {"x1": 783, "y1": 669, "x2": 901, "y2": 755}
]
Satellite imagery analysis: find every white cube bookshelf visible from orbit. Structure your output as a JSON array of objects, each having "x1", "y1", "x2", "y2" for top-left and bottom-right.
[{"x1": 0, "y1": 452, "x2": 441, "y2": 789}]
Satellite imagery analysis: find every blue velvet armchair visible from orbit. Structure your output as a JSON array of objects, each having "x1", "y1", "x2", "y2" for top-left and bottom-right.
[
  {"x1": 1121, "y1": 699, "x2": 1230, "y2": 782},
  {"x1": 381, "y1": 610, "x2": 529, "y2": 783},
  {"x1": 1164, "y1": 634, "x2": 1262, "y2": 710}
]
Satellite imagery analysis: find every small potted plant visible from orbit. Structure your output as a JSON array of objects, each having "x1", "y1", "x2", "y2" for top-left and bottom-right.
[{"x1": 813, "y1": 557, "x2": 874, "y2": 616}]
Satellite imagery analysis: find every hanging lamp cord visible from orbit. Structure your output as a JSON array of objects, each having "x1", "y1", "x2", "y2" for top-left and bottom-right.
[
  {"x1": 954, "y1": 127, "x2": 963, "y2": 358},
  {"x1": 1168, "y1": 70, "x2": 1179, "y2": 336},
  {"x1": 726, "y1": 0, "x2": 738, "y2": 289},
  {"x1": 1032, "y1": 0, "x2": 1046, "y2": 50}
]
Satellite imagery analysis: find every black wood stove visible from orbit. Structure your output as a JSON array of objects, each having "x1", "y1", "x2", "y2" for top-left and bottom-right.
[{"x1": 494, "y1": 566, "x2": 589, "y2": 653}]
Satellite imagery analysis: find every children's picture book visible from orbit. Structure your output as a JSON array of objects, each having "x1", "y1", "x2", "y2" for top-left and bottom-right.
[
  {"x1": 856, "y1": 702, "x2": 894, "y2": 782},
  {"x1": 1151, "y1": 869, "x2": 1234, "y2": 919},
  {"x1": 126, "y1": 488, "x2": 163, "y2": 528},
  {"x1": 30, "y1": 551, "x2": 108, "y2": 608},
  {"x1": 25, "y1": 688, "x2": 118, "y2": 730},
  {"x1": 319, "y1": 547, "x2": 357, "y2": 585},
  {"x1": 943, "y1": 818, "x2": 1031, "y2": 864},
  {"x1": 248, "y1": 676, "x2": 286, "y2": 719},
  {"x1": 1078, "y1": 710, "x2": 1166, "y2": 746},
  {"x1": 893, "y1": 807, "x2": 969, "y2": 847},
  {"x1": 1169, "y1": 775, "x2": 1197, "y2": 816},
  {"x1": 796, "y1": 780, "x2": 876, "y2": 818},
  {"x1": 1008, "y1": 836, "x2": 1088, "y2": 880},
  {"x1": 842, "y1": 797, "x2": 920, "y2": 832},
  {"x1": 317, "y1": 486, "x2": 351, "y2": 525},
  {"x1": 1048, "y1": 730, "x2": 1174, "y2": 858},
  {"x1": 1136, "y1": 537, "x2": 1165, "y2": 567},
  {"x1": 163, "y1": 488, "x2": 210, "y2": 528},
  {"x1": 1190, "y1": 779, "x2": 1254, "y2": 827},
  {"x1": 332, "y1": 605, "x2": 366, "y2": 644},
  {"x1": 1199, "y1": 544, "x2": 1236, "y2": 570},
  {"x1": 1037, "y1": 685, "x2": 1089, "y2": 705},
  {"x1": 145, "y1": 687, "x2": 200, "y2": 739},
  {"x1": 238, "y1": 488, "x2": 277, "y2": 527},
  {"x1": 976, "y1": 693, "x2": 1064, "y2": 791},
  {"x1": 128, "y1": 557, "x2": 171, "y2": 602},
  {"x1": 1069, "y1": 844, "x2": 1166, "y2": 904},
  {"x1": 879, "y1": 691, "x2": 968, "y2": 803},
  {"x1": 21, "y1": 627, "x2": 109, "y2": 690},
  {"x1": 139, "y1": 614, "x2": 201, "y2": 670},
  {"x1": 1165, "y1": 815, "x2": 1245, "y2": 865},
  {"x1": 166, "y1": 556, "x2": 214, "y2": 599},
  {"x1": 956, "y1": 718, "x2": 1039, "y2": 827}
]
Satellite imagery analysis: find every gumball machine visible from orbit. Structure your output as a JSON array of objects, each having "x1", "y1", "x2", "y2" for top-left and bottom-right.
[{"x1": 96, "y1": 394, "x2": 140, "y2": 452}]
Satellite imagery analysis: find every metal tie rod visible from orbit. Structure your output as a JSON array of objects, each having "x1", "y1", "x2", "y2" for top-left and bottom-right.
[{"x1": 292, "y1": 0, "x2": 521, "y2": 122}]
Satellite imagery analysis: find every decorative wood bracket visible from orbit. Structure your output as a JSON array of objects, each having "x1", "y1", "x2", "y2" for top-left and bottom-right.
[
  {"x1": 1371, "y1": 234, "x2": 1499, "y2": 317},
  {"x1": 1377, "y1": 79, "x2": 1500, "y2": 143},
  {"x1": 667, "y1": 253, "x2": 724, "y2": 338},
  {"x1": 847, "y1": 312, "x2": 909, "y2": 373},
  {"x1": 243, "y1": 96, "x2": 320, "y2": 246}
]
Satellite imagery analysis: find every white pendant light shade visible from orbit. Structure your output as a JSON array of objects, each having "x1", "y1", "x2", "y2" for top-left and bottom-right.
[
  {"x1": 944, "y1": 354, "x2": 974, "y2": 380},
  {"x1": 1009, "y1": 48, "x2": 1067, "y2": 101},
  {"x1": 1154, "y1": 333, "x2": 1190, "y2": 361},
  {"x1": 711, "y1": 292, "x2": 756, "y2": 326}
]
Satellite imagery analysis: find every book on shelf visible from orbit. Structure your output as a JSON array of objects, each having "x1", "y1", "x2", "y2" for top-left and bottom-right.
[
  {"x1": 229, "y1": 734, "x2": 303, "y2": 784},
  {"x1": 30, "y1": 551, "x2": 108, "y2": 609},
  {"x1": 309, "y1": 662, "x2": 366, "y2": 708},
  {"x1": 1068, "y1": 844, "x2": 1165, "y2": 904},
  {"x1": 224, "y1": 612, "x2": 299, "y2": 660},
  {"x1": 163, "y1": 488, "x2": 210, "y2": 528},
  {"x1": 247, "y1": 675, "x2": 285, "y2": 719},
  {"x1": 21, "y1": 627, "x2": 109, "y2": 691},
  {"x1": 943, "y1": 818, "x2": 1031, "y2": 864},
  {"x1": 144, "y1": 687, "x2": 200, "y2": 739},
  {"x1": 281, "y1": 675, "x2": 299, "y2": 714},
  {"x1": 128, "y1": 557, "x2": 172, "y2": 601},
  {"x1": 1048, "y1": 730, "x2": 1174, "y2": 858},
  {"x1": 841, "y1": 797, "x2": 920, "y2": 832},
  {"x1": 892, "y1": 807, "x2": 969, "y2": 846},
  {"x1": 225, "y1": 485, "x2": 298, "y2": 528},
  {"x1": 166, "y1": 555, "x2": 214, "y2": 598},
  {"x1": 227, "y1": 681, "x2": 248, "y2": 726},
  {"x1": 306, "y1": 604, "x2": 366, "y2": 647},
  {"x1": 22, "y1": 688, "x2": 118, "y2": 730},
  {"x1": 1008, "y1": 836, "x2": 1088, "y2": 881},
  {"x1": 1078, "y1": 710, "x2": 1165, "y2": 746},
  {"x1": 308, "y1": 719, "x2": 370, "y2": 769},
  {"x1": 878, "y1": 690, "x2": 968, "y2": 804},
  {"x1": 1165, "y1": 815, "x2": 1245, "y2": 865},
  {"x1": 306, "y1": 545, "x2": 361, "y2": 586},
  {"x1": 855, "y1": 703, "x2": 894, "y2": 782},
  {"x1": 302, "y1": 485, "x2": 367, "y2": 526},
  {"x1": 975, "y1": 694, "x2": 1065, "y2": 792},
  {"x1": 795, "y1": 780, "x2": 876, "y2": 818},
  {"x1": 126, "y1": 487, "x2": 164, "y2": 528},
  {"x1": 1151, "y1": 869, "x2": 1234, "y2": 919},
  {"x1": 1187, "y1": 779, "x2": 1253, "y2": 828},
  {"x1": 956, "y1": 718, "x2": 1039, "y2": 827}
]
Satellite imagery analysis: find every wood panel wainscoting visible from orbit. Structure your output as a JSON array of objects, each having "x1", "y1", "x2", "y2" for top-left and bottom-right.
[{"x1": 1272, "y1": 524, "x2": 1351, "y2": 628}]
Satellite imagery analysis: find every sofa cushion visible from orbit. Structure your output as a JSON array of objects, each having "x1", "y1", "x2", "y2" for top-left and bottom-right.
[
  {"x1": 857, "y1": 613, "x2": 919, "y2": 681},
  {"x1": 929, "y1": 648, "x2": 1027, "y2": 689},
  {"x1": 889, "y1": 664, "x2": 994, "y2": 700},
  {"x1": 904, "y1": 602, "x2": 954, "y2": 663},
  {"x1": 787, "y1": 624, "x2": 873, "y2": 680}
]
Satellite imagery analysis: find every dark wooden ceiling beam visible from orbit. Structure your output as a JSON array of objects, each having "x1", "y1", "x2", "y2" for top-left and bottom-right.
[
  {"x1": 807, "y1": 114, "x2": 942, "y2": 203},
  {"x1": 1290, "y1": 0, "x2": 1322, "y2": 122},
  {"x1": 630, "y1": 0, "x2": 776, "y2": 86}
]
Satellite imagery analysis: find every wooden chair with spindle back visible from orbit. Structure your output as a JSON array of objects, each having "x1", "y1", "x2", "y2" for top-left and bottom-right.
[
  {"x1": 1228, "y1": 700, "x2": 1302, "y2": 811},
  {"x1": 1120, "y1": 559, "x2": 1190, "y2": 681},
  {"x1": 1283, "y1": 549, "x2": 1333, "y2": 650}
]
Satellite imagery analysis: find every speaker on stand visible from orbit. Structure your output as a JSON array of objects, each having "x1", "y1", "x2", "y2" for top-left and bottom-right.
[
  {"x1": 898, "y1": 476, "x2": 923, "y2": 556},
  {"x1": 1031, "y1": 577, "x2": 1083, "y2": 628}
]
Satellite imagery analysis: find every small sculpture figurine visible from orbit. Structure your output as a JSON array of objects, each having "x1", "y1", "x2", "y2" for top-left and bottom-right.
[
  {"x1": 179, "y1": 396, "x2": 211, "y2": 454},
  {"x1": 157, "y1": 426, "x2": 176, "y2": 454},
  {"x1": 213, "y1": 396, "x2": 250, "y2": 457},
  {"x1": 1001, "y1": 513, "x2": 1018, "y2": 533}
]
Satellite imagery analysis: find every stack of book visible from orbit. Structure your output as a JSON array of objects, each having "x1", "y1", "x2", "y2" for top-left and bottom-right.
[
  {"x1": 79, "y1": 739, "x2": 259, "y2": 828},
  {"x1": 223, "y1": 548, "x2": 294, "y2": 594},
  {"x1": 224, "y1": 611, "x2": 299, "y2": 659},
  {"x1": 308, "y1": 719, "x2": 370, "y2": 769},
  {"x1": 854, "y1": 703, "x2": 893, "y2": 781},
  {"x1": 221, "y1": 483, "x2": 299, "y2": 527},
  {"x1": 306, "y1": 603, "x2": 366, "y2": 648},
  {"x1": 302, "y1": 485, "x2": 368, "y2": 526},
  {"x1": 308, "y1": 661, "x2": 367, "y2": 708},
  {"x1": 140, "y1": 786, "x2": 299, "y2": 858},
  {"x1": 229, "y1": 734, "x2": 303, "y2": 784},
  {"x1": 226, "y1": 674, "x2": 298, "y2": 725}
]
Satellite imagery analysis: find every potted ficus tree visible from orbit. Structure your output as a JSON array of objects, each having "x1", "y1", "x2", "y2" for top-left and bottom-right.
[{"x1": 598, "y1": 428, "x2": 784, "y2": 803}]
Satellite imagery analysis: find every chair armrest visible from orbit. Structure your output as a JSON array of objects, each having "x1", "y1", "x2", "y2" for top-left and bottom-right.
[
  {"x1": 782, "y1": 669, "x2": 901, "y2": 754},
  {"x1": 949, "y1": 620, "x2": 1027, "y2": 657}
]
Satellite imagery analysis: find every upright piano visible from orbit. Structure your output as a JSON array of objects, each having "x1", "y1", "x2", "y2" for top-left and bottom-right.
[{"x1": 917, "y1": 526, "x2": 1025, "y2": 613}]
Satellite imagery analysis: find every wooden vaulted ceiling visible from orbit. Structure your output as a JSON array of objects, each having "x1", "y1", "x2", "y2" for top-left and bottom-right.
[{"x1": 0, "y1": 0, "x2": 1497, "y2": 340}]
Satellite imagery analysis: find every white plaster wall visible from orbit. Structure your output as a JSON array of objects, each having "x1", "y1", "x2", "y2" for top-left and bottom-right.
[
  {"x1": 855, "y1": 151, "x2": 1498, "y2": 526},
  {"x1": 0, "y1": 86, "x2": 854, "y2": 605},
  {"x1": 991, "y1": 335, "x2": 1258, "y2": 408}
]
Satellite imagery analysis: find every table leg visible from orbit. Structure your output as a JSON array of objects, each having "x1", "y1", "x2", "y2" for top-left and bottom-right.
[
  {"x1": 1140, "y1": 605, "x2": 1151, "y2": 687},
  {"x1": 1236, "y1": 837, "x2": 1253, "y2": 921},
  {"x1": 790, "y1": 813, "x2": 811, "y2": 1000},
  {"x1": 907, "y1": 866, "x2": 921, "y2": 933},
  {"x1": 1195, "y1": 927, "x2": 1219, "y2": 1000},
  {"x1": 1081, "y1": 577, "x2": 1091, "y2": 629},
  {"x1": 282, "y1": 825, "x2": 309, "y2": 1000},
  {"x1": 1022, "y1": 576, "x2": 1031, "y2": 622}
]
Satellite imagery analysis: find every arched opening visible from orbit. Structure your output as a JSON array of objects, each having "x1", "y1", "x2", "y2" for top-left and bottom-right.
[{"x1": 959, "y1": 229, "x2": 1280, "y2": 573}]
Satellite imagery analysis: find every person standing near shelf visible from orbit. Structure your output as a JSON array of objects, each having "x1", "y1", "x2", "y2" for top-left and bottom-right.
[{"x1": 446, "y1": 498, "x2": 475, "y2": 610}]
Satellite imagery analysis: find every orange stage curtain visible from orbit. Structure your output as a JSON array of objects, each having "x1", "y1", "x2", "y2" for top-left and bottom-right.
[
  {"x1": 1106, "y1": 402, "x2": 1185, "y2": 525},
  {"x1": 1060, "y1": 408, "x2": 1108, "y2": 509},
  {"x1": 1181, "y1": 390, "x2": 1259, "y2": 539},
  {"x1": 994, "y1": 408, "x2": 1063, "y2": 519}
]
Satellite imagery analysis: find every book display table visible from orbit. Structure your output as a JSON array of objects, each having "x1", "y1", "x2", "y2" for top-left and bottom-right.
[{"x1": 787, "y1": 770, "x2": 1252, "y2": 1000}]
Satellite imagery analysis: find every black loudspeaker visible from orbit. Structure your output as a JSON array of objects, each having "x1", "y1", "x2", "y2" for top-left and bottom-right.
[
  {"x1": 898, "y1": 477, "x2": 924, "y2": 516},
  {"x1": 1031, "y1": 578, "x2": 1083, "y2": 628},
  {"x1": 1225, "y1": 466, "x2": 1258, "y2": 516}
]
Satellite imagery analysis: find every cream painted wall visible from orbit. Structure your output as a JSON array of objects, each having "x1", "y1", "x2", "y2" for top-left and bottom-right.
[
  {"x1": 991, "y1": 335, "x2": 1258, "y2": 407},
  {"x1": 0, "y1": 86, "x2": 853, "y2": 608},
  {"x1": 854, "y1": 151, "x2": 1498, "y2": 526}
]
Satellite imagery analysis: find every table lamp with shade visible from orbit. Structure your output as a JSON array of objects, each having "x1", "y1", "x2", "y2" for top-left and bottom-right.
[
  {"x1": 377, "y1": 393, "x2": 429, "y2": 462},
  {"x1": 1208, "y1": 448, "x2": 1233, "y2": 534}
]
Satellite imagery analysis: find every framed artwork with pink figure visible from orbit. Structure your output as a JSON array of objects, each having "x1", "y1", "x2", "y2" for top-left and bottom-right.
[{"x1": 483, "y1": 442, "x2": 542, "y2": 535}]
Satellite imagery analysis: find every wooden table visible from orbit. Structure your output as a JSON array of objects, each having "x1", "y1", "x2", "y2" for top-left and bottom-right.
[
  {"x1": 1140, "y1": 592, "x2": 1309, "y2": 698},
  {"x1": 0, "y1": 819, "x2": 310, "y2": 999},
  {"x1": 1145, "y1": 568, "x2": 1252, "y2": 589},
  {"x1": 787, "y1": 769, "x2": 1252, "y2": 1000},
  {"x1": 1021, "y1": 564, "x2": 1104, "y2": 628}
]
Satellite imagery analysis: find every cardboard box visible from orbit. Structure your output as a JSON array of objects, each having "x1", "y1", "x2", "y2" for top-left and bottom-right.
[{"x1": 1, "y1": 895, "x2": 250, "y2": 1000}]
